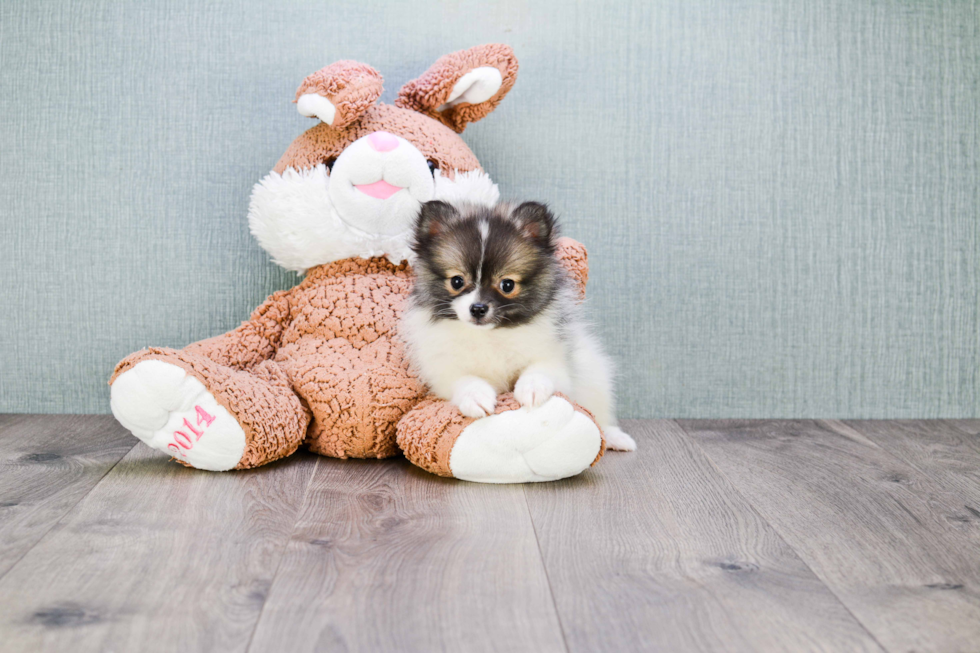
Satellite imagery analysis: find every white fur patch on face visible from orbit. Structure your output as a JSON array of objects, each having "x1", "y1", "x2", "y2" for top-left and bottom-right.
[
  {"x1": 451, "y1": 290, "x2": 495, "y2": 327},
  {"x1": 451, "y1": 292, "x2": 476, "y2": 323},
  {"x1": 248, "y1": 164, "x2": 416, "y2": 273},
  {"x1": 249, "y1": 159, "x2": 499, "y2": 273},
  {"x1": 328, "y1": 133, "x2": 435, "y2": 237}
]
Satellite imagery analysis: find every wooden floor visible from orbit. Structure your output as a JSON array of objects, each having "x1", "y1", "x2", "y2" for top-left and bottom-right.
[{"x1": 0, "y1": 417, "x2": 977, "y2": 652}]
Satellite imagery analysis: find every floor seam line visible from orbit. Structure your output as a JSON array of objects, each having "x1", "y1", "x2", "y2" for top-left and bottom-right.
[
  {"x1": 831, "y1": 419, "x2": 980, "y2": 516},
  {"x1": 671, "y1": 419, "x2": 892, "y2": 653},
  {"x1": 523, "y1": 484, "x2": 572, "y2": 653},
  {"x1": 0, "y1": 436, "x2": 138, "y2": 585},
  {"x1": 243, "y1": 455, "x2": 321, "y2": 653}
]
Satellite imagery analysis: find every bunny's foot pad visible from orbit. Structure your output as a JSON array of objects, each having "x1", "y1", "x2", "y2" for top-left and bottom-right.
[
  {"x1": 397, "y1": 393, "x2": 603, "y2": 484},
  {"x1": 110, "y1": 360, "x2": 246, "y2": 471}
]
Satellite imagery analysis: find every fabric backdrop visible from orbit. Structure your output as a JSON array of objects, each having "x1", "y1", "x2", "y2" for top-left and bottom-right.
[{"x1": 1, "y1": 0, "x2": 977, "y2": 417}]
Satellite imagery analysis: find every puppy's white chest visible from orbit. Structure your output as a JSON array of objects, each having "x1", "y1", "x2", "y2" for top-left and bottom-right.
[{"x1": 413, "y1": 317, "x2": 565, "y2": 396}]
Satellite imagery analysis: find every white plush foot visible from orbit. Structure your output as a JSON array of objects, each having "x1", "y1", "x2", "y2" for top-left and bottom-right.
[
  {"x1": 514, "y1": 371, "x2": 555, "y2": 409},
  {"x1": 452, "y1": 376, "x2": 497, "y2": 418},
  {"x1": 110, "y1": 360, "x2": 246, "y2": 471},
  {"x1": 604, "y1": 426, "x2": 637, "y2": 451},
  {"x1": 449, "y1": 396, "x2": 602, "y2": 483}
]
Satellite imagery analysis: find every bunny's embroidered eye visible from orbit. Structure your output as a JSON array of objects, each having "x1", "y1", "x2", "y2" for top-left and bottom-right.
[
  {"x1": 427, "y1": 160, "x2": 439, "y2": 175},
  {"x1": 450, "y1": 275, "x2": 465, "y2": 291}
]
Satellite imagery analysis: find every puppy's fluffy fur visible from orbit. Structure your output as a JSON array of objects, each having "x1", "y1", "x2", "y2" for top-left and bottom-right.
[{"x1": 401, "y1": 200, "x2": 636, "y2": 451}]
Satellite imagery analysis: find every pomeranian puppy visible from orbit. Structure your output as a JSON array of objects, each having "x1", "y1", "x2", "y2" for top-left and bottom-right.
[{"x1": 401, "y1": 200, "x2": 636, "y2": 451}]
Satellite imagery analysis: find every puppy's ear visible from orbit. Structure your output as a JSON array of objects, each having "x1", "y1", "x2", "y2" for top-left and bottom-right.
[
  {"x1": 294, "y1": 61, "x2": 383, "y2": 129},
  {"x1": 396, "y1": 44, "x2": 518, "y2": 133},
  {"x1": 415, "y1": 201, "x2": 460, "y2": 241},
  {"x1": 511, "y1": 202, "x2": 557, "y2": 249}
]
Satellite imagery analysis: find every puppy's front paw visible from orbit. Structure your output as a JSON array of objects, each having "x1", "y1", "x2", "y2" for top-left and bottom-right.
[
  {"x1": 514, "y1": 372, "x2": 555, "y2": 409},
  {"x1": 452, "y1": 376, "x2": 498, "y2": 418}
]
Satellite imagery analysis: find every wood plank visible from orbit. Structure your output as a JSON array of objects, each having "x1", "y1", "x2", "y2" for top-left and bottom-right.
[
  {"x1": 0, "y1": 415, "x2": 135, "y2": 579},
  {"x1": 0, "y1": 414, "x2": 30, "y2": 430},
  {"x1": 0, "y1": 442, "x2": 318, "y2": 653},
  {"x1": 247, "y1": 456, "x2": 567, "y2": 653},
  {"x1": 844, "y1": 420, "x2": 980, "y2": 509},
  {"x1": 946, "y1": 420, "x2": 980, "y2": 437},
  {"x1": 524, "y1": 420, "x2": 882, "y2": 653},
  {"x1": 679, "y1": 419, "x2": 980, "y2": 653}
]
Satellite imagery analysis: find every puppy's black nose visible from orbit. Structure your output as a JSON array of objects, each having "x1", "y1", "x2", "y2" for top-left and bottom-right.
[{"x1": 470, "y1": 303, "x2": 489, "y2": 318}]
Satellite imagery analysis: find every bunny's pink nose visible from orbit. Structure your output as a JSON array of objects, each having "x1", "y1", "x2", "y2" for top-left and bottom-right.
[{"x1": 367, "y1": 131, "x2": 399, "y2": 152}]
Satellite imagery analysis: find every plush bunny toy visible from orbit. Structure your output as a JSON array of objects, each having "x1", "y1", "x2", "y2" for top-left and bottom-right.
[{"x1": 109, "y1": 44, "x2": 605, "y2": 483}]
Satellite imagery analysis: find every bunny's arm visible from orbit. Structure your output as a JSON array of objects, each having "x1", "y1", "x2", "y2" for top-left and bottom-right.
[
  {"x1": 182, "y1": 289, "x2": 293, "y2": 371},
  {"x1": 555, "y1": 237, "x2": 589, "y2": 300}
]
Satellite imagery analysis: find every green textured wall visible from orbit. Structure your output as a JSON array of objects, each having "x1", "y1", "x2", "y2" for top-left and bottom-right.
[{"x1": 1, "y1": 0, "x2": 977, "y2": 417}]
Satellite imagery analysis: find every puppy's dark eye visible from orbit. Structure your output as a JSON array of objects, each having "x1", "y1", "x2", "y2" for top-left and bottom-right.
[
  {"x1": 450, "y1": 275, "x2": 465, "y2": 290},
  {"x1": 325, "y1": 157, "x2": 337, "y2": 172},
  {"x1": 427, "y1": 160, "x2": 439, "y2": 175},
  {"x1": 499, "y1": 279, "x2": 516, "y2": 294}
]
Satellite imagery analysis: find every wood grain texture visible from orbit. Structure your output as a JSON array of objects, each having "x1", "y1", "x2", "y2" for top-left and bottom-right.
[
  {"x1": 3, "y1": 417, "x2": 979, "y2": 652},
  {"x1": 0, "y1": 443, "x2": 317, "y2": 653},
  {"x1": 679, "y1": 419, "x2": 980, "y2": 653},
  {"x1": 0, "y1": 415, "x2": 134, "y2": 579},
  {"x1": 524, "y1": 420, "x2": 882, "y2": 653},
  {"x1": 845, "y1": 420, "x2": 980, "y2": 510},
  {"x1": 247, "y1": 457, "x2": 567, "y2": 653},
  {"x1": 947, "y1": 420, "x2": 980, "y2": 437}
]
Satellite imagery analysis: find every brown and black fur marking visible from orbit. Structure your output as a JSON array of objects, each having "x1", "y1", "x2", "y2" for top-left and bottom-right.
[{"x1": 410, "y1": 201, "x2": 567, "y2": 328}]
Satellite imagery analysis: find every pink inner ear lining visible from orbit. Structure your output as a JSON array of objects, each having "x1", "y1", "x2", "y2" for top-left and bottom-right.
[
  {"x1": 295, "y1": 60, "x2": 384, "y2": 130},
  {"x1": 394, "y1": 43, "x2": 519, "y2": 133}
]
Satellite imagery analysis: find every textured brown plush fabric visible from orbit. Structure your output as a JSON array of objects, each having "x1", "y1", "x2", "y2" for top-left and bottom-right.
[
  {"x1": 276, "y1": 45, "x2": 520, "y2": 176},
  {"x1": 555, "y1": 237, "x2": 589, "y2": 301},
  {"x1": 395, "y1": 395, "x2": 472, "y2": 477},
  {"x1": 294, "y1": 60, "x2": 384, "y2": 130},
  {"x1": 273, "y1": 104, "x2": 481, "y2": 179},
  {"x1": 182, "y1": 289, "x2": 292, "y2": 370},
  {"x1": 396, "y1": 44, "x2": 519, "y2": 133},
  {"x1": 111, "y1": 349, "x2": 311, "y2": 469},
  {"x1": 274, "y1": 257, "x2": 425, "y2": 459},
  {"x1": 111, "y1": 242, "x2": 590, "y2": 470}
]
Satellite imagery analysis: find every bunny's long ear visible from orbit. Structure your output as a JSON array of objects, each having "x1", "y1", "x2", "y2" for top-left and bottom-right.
[
  {"x1": 395, "y1": 44, "x2": 518, "y2": 133},
  {"x1": 294, "y1": 61, "x2": 383, "y2": 129}
]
